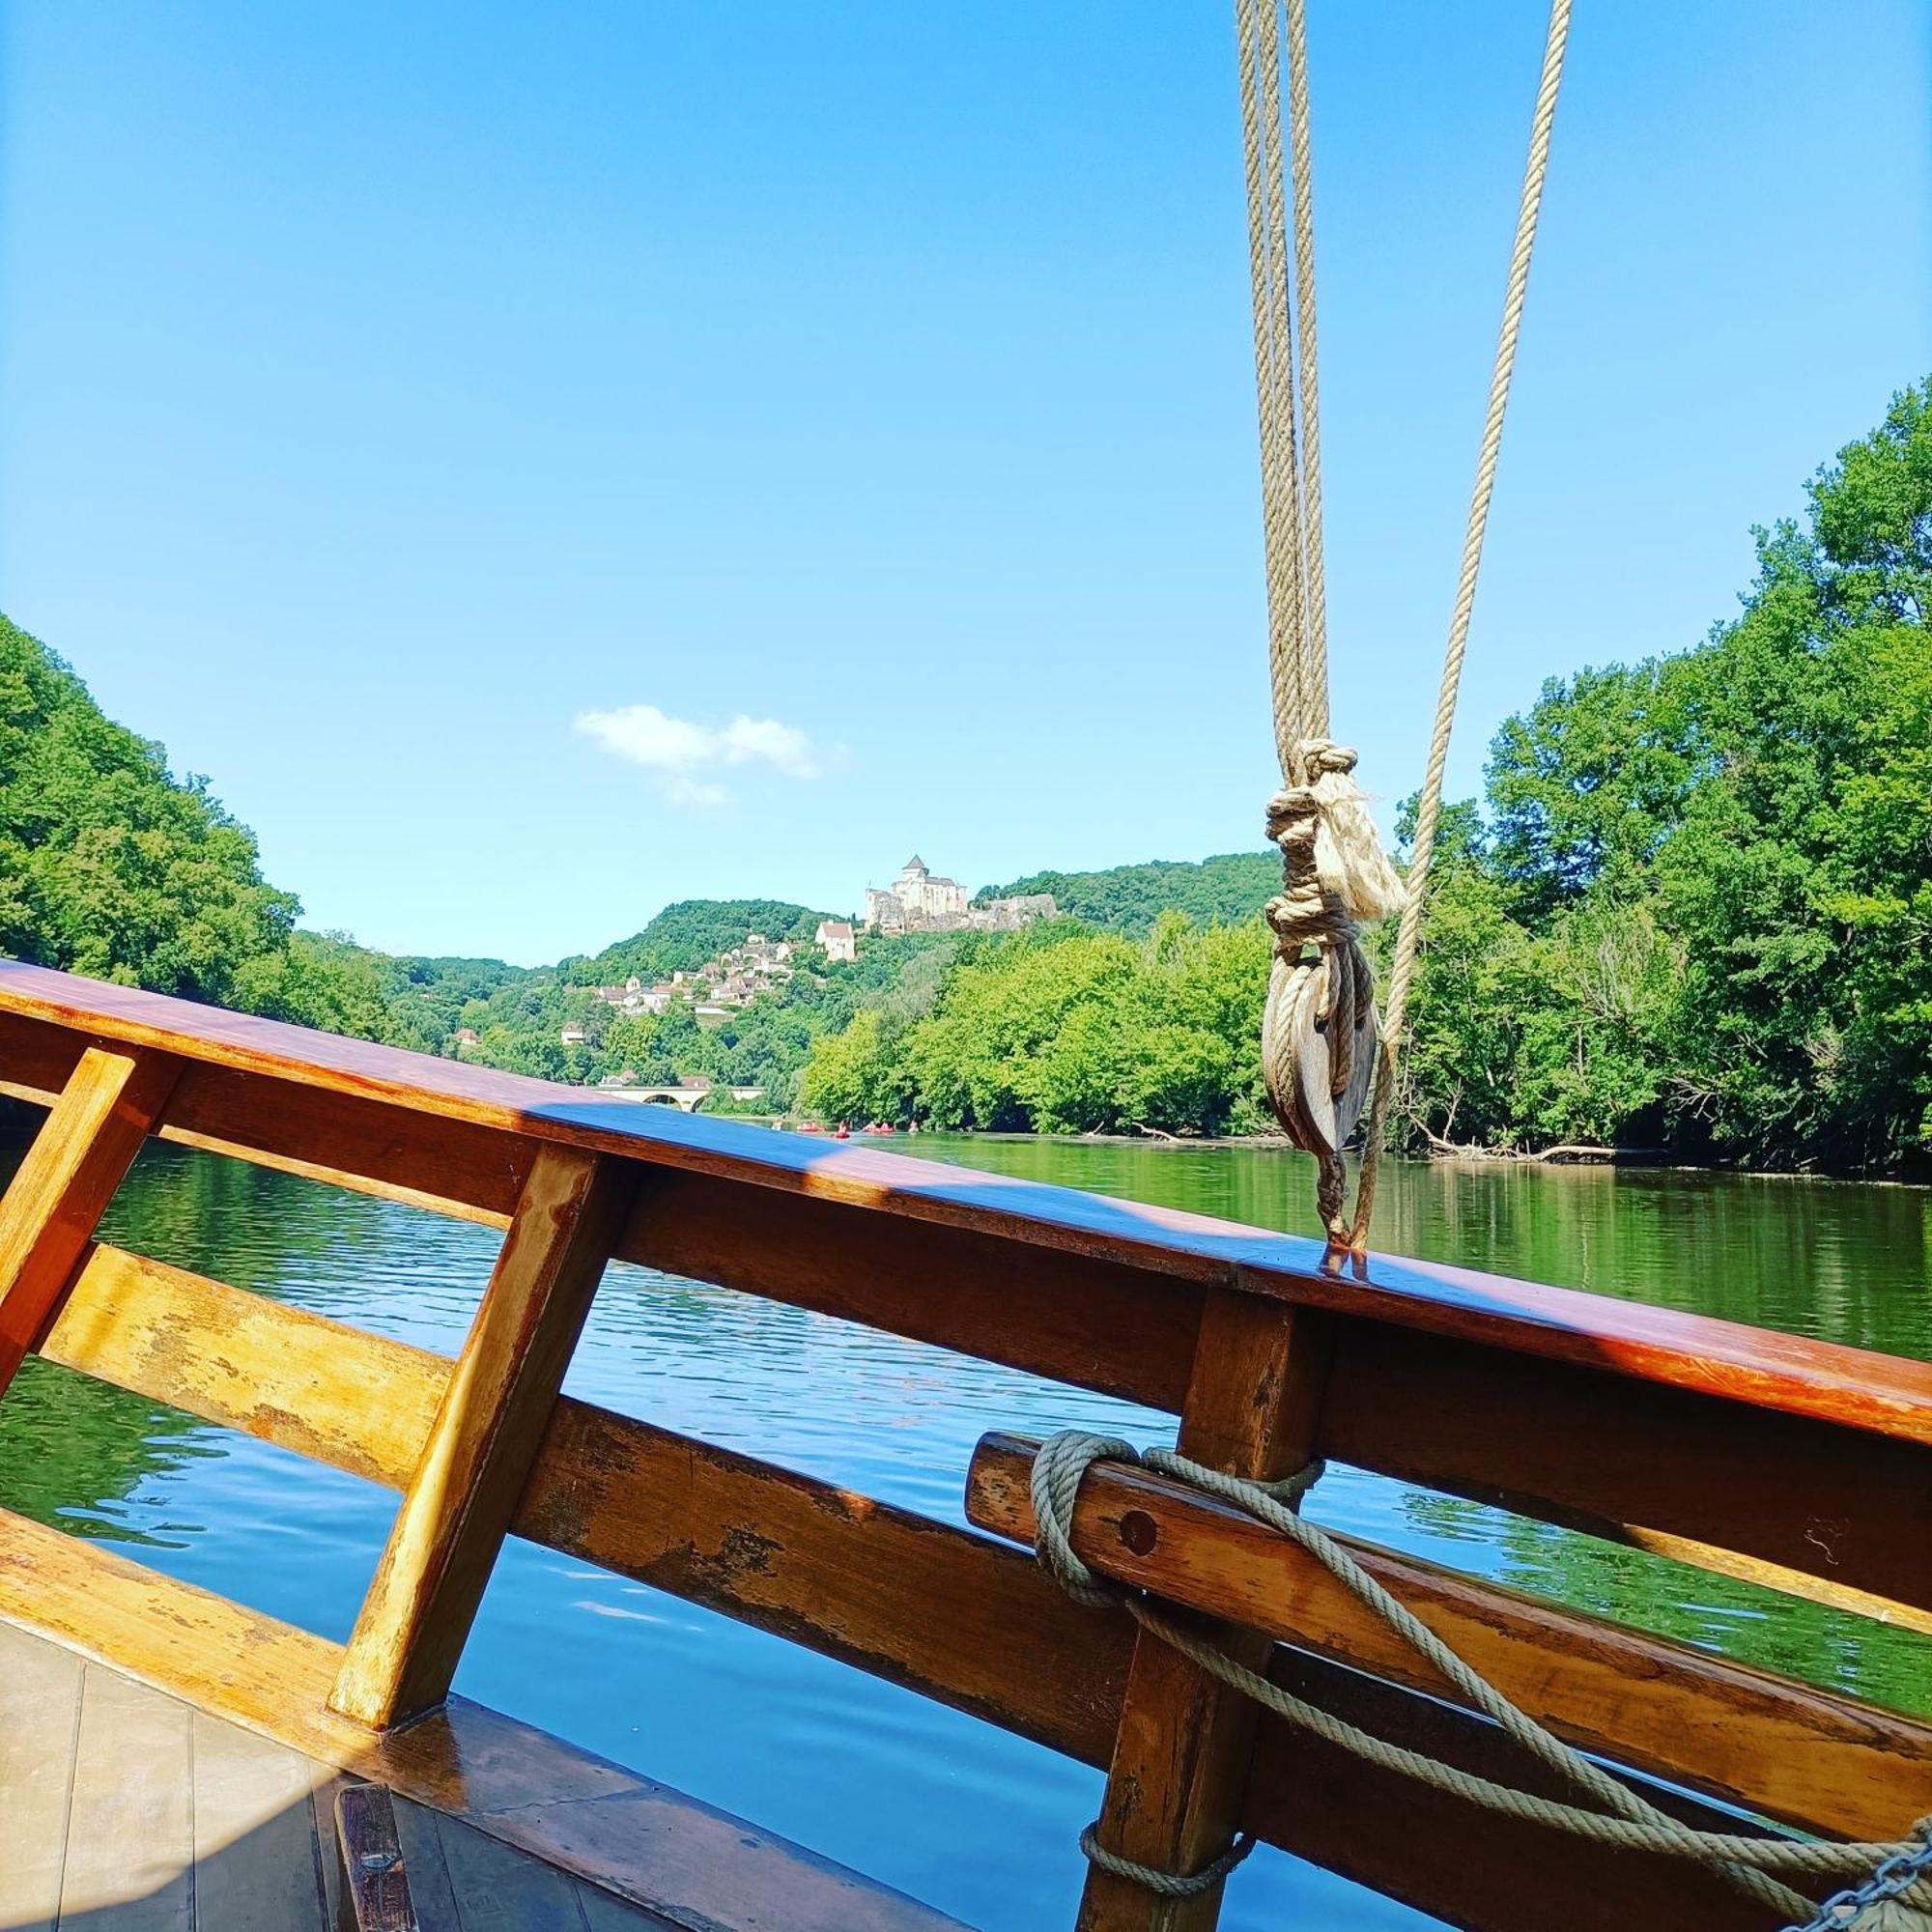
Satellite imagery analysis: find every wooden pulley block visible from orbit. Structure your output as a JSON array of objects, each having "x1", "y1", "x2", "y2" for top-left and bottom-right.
[{"x1": 1268, "y1": 942, "x2": 1378, "y2": 1159}]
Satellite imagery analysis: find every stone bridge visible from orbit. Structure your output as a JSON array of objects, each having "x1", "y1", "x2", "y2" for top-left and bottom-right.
[{"x1": 597, "y1": 1083, "x2": 765, "y2": 1114}]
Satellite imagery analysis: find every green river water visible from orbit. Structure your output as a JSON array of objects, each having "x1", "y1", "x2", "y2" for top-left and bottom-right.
[{"x1": 0, "y1": 1129, "x2": 1925, "y2": 1929}]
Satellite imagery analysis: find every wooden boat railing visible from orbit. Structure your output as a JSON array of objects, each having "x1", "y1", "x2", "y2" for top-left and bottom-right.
[{"x1": 0, "y1": 956, "x2": 1926, "y2": 1932}]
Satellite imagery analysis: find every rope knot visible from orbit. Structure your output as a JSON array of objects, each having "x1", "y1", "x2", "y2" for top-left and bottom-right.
[
  {"x1": 1260, "y1": 741, "x2": 1406, "y2": 1240},
  {"x1": 1029, "y1": 1432, "x2": 1143, "y2": 1609}
]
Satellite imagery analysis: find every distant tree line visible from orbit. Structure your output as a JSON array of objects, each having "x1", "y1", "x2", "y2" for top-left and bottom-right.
[
  {"x1": 976, "y1": 852, "x2": 1278, "y2": 936},
  {"x1": 1399, "y1": 381, "x2": 1929, "y2": 1172},
  {"x1": 798, "y1": 384, "x2": 1931, "y2": 1173},
  {"x1": 3, "y1": 384, "x2": 1925, "y2": 1171}
]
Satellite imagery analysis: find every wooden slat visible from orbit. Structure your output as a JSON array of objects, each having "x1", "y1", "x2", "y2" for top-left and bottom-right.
[
  {"x1": 1241, "y1": 1649, "x2": 1788, "y2": 1932},
  {"x1": 41, "y1": 1244, "x2": 1130, "y2": 1756},
  {"x1": 334, "y1": 1781, "x2": 419, "y2": 1932},
  {"x1": 0, "y1": 1511, "x2": 968, "y2": 1932},
  {"x1": 39, "y1": 1244, "x2": 1932, "y2": 1850},
  {"x1": 61, "y1": 1663, "x2": 195, "y2": 1931},
  {"x1": 331, "y1": 1146, "x2": 635, "y2": 1728},
  {"x1": 1320, "y1": 1321, "x2": 1932, "y2": 1630},
  {"x1": 966, "y1": 1431, "x2": 1932, "y2": 1840},
  {"x1": 0, "y1": 1010, "x2": 525, "y2": 1228},
  {"x1": 4, "y1": 961, "x2": 1930, "y2": 1454},
  {"x1": 0, "y1": 1043, "x2": 180, "y2": 1393},
  {"x1": 0, "y1": 1620, "x2": 82, "y2": 1932},
  {"x1": 43, "y1": 1245, "x2": 445, "y2": 1488},
  {"x1": 1079, "y1": 1295, "x2": 1331, "y2": 1929},
  {"x1": 619, "y1": 1169, "x2": 1200, "y2": 1410},
  {"x1": 193, "y1": 1708, "x2": 331, "y2": 1932}
]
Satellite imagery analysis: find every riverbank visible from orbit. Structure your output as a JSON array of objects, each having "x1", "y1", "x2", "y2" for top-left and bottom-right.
[{"x1": 821, "y1": 1122, "x2": 1931, "y2": 1185}]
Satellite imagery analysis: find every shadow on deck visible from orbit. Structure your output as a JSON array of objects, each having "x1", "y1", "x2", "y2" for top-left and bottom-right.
[{"x1": 2, "y1": 1621, "x2": 673, "y2": 1931}]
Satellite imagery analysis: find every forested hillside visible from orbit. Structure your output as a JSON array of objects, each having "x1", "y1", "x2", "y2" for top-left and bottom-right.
[
  {"x1": 5, "y1": 383, "x2": 1926, "y2": 1169},
  {"x1": 564, "y1": 900, "x2": 832, "y2": 984},
  {"x1": 1403, "y1": 381, "x2": 1931, "y2": 1170},
  {"x1": 978, "y1": 852, "x2": 1276, "y2": 935},
  {"x1": 0, "y1": 616, "x2": 444, "y2": 1045},
  {"x1": 803, "y1": 384, "x2": 1931, "y2": 1171}
]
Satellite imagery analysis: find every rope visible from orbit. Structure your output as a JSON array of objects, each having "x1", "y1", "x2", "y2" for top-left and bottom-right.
[
  {"x1": 1077, "y1": 1821, "x2": 1255, "y2": 1902},
  {"x1": 1028, "y1": 1433, "x2": 1932, "y2": 1920},
  {"x1": 1235, "y1": 0, "x2": 1309, "y2": 774},
  {"x1": 1234, "y1": 0, "x2": 1573, "y2": 1250},
  {"x1": 1282, "y1": 0, "x2": 1327, "y2": 734},
  {"x1": 1350, "y1": 0, "x2": 1573, "y2": 1249}
]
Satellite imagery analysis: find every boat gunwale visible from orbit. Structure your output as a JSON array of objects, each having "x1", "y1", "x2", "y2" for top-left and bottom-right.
[{"x1": 0, "y1": 956, "x2": 1927, "y2": 1447}]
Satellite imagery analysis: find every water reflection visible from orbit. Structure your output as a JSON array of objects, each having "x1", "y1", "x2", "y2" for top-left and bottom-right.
[{"x1": 0, "y1": 1135, "x2": 1924, "y2": 1931}]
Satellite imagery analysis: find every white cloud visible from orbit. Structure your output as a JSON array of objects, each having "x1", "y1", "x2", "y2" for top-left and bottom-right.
[{"x1": 574, "y1": 702, "x2": 825, "y2": 807}]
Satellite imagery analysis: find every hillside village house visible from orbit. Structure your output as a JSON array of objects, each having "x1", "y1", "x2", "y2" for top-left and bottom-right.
[
  {"x1": 591, "y1": 977, "x2": 674, "y2": 1016},
  {"x1": 565, "y1": 864, "x2": 1050, "y2": 1053}
]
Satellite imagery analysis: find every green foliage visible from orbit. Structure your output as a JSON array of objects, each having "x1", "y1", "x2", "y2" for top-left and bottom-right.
[
  {"x1": 568, "y1": 899, "x2": 834, "y2": 984},
  {"x1": 977, "y1": 852, "x2": 1277, "y2": 936},
  {"x1": 0, "y1": 616, "x2": 298, "y2": 1004},
  {"x1": 5, "y1": 384, "x2": 1923, "y2": 1170},
  {"x1": 802, "y1": 915, "x2": 1268, "y2": 1135},
  {"x1": 0, "y1": 617, "x2": 451, "y2": 1045},
  {"x1": 1402, "y1": 380, "x2": 1932, "y2": 1172}
]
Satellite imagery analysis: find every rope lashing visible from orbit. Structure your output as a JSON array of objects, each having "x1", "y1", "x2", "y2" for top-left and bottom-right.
[
  {"x1": 1260, "y1": 738, "x2": 1404, "y2": 1242},
  {"x1": 1031, "y1": 1432, "x2": 1311, "y2": 1900},
  {"x1": 1077, "y1": 1821, "x2": 1254, "y2": 1904},
  {"x1": 1234, "y1": 0, "x2": 1573, "y2": 1248},
  {"x1": 1029, "y1": 1431, "x2": 1932, "y2": 1920}
]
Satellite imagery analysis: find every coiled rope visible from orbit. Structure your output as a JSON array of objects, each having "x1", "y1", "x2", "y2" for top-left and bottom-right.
[
  {"x1": 1031, "y1": 1431, "x2": 1932, "y2": 1921},
  {"x1": 1236, "y1": 0, "x2": 1576, "y2": 1249}
]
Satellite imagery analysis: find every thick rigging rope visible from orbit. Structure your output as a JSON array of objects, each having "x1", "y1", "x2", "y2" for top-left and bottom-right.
[
  {"x1": 1237, "y1": 0, "x2": 1573, "y2": 1249},
  {"x1": 1350, "y1": 0, "x2": 1575, "y2": 1248},
  {"x1": 1030, "y1": 1432, "x2": 1932, "y2": 1921}
]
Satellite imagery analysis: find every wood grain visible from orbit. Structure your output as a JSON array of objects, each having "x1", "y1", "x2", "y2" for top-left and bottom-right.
[
  {"x1": 1320, "y1": 1320, "x2": 1932, "y2": 1629},
  {"x1": 40, "y1": 1244, "x2": 1129, "y2": 1758},
  {"x1": 1078, "y1": 1295, "x2": 1330, "y2": 1930},
  {"x1": 40, "y1": 1243, "x2": 1932, "y2": 1855},
  {"x1": 0, "y1": 1043, "x2": 180, "y2": 1393},
  {"x1": 0, "y1": 1514, "x2": 968, "y2": 1932},
  {"x1": 61, "y1": 1662, "x2": 195, "y2": 1931},
  {"x1": 967, "y1": 1431, "x2": 1932, "y2": 1840},
  {"x1": 334, "y1": 1781, "x2": 419, "y2": 1932},
  {"x1": 1241, "y1": 1648, "x2": 1789, "y2": 1932},
  {"x1": 330, "y1": 1146, "x2": 635, "y2": 1728},
  {"x1": 4, "y1": 959, "x2": 1930, "y2": 1454},
  {"x1": 0, "y1": 1514, "x2": 1826, "y2": 1932},
  {"x1": 0, "y1": 1620, "x2": 81, "y2": 1932}
]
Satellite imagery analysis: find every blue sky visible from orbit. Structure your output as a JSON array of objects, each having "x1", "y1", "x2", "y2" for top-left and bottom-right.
[{"x1": 3, "y1": 2, "x2": 1926, "y2": 965}]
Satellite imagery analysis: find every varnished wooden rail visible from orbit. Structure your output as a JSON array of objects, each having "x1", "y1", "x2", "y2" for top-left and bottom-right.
[{"x1": 0, "y1": 959, "x2": 1929, "y2": 1932}]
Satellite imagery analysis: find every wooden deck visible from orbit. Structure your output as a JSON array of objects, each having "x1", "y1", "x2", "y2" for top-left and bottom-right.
[
  {"x1": 2, "y1": 959, "x2": 1929, "y2": 1932},
  {"x1": 0, "y1": 1620, "x2": 674, "y2": 1932}
]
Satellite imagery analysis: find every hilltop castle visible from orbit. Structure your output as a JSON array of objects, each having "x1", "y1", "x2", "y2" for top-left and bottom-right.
[{"x1": 864, "y1": 855, "x2": 1056, "y2": 935}]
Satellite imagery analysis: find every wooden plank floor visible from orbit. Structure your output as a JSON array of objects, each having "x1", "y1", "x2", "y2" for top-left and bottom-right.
[{"x1": 0, "y1": 1621, "x2": 674, "y2": 1931}]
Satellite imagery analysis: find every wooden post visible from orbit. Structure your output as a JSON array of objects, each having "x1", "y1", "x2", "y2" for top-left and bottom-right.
[
  {"x1": 332, "y1": 1780, "x2": 419, "y2": 1932},
  {"x1": 1076, "y1": 1290, "x2": 1330, "y2": 1931},
  {"x1": 0, "y1": 1045, "x2": 182, "y2": 1398},
  {"x1": 328, "y1": 1144, "x2": 635, "y2": 1729}
]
